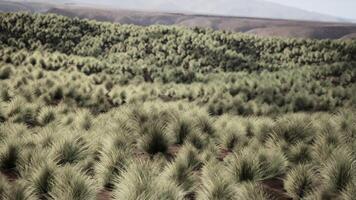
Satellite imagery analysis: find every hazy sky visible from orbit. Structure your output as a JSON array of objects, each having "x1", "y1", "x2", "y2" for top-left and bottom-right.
[
  {"x1": 73, "y1": 0, "x2": 356, "y2": 20},
  {"x1": 266, "y1": 0, "x2": 356, "y2": 19}
]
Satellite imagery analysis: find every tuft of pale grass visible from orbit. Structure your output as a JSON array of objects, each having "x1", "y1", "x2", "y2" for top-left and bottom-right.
[
  {"x1": 95, "y1": 137, "x2": 131, "y2": 189},
  {"x1": 26, "y1": 163, "x2": 57, "y2": 200},
  {"x1": 148, "y1": 179, "x2": 186, "y2": 200},
  {"x1": 226, "y1": 149, "x2": 263, "y2": 183},
  {"x1": 320, "y1": 147, "x2": 355, "y2": 194},
  {"x1": 50, "y1": 134, "x2": 91, "y2": 165},
  {"x1": 284, "y1": 164, "x2": 319, "y2": 199},
  {"x1": 37, "y1": 106, "x2": 56, "y2": 126},
  {"x1": 137, "y1": 122, "x2": 172, "y2": 155},
  {"x1": 257, "y1": 147, "x2": 288, "y2": 179},
  {"x1": 287, "y1": 142, "x2": 313, "y2": 165},
  {"x1": 340, "y1": 183, "x2": 356, "y2": 200},
  {"x1": 166, "y1": 114, "x2": 196, "y2": 145},
  {"x1": 112, "y1": 160, "x2": 159, "y2": 200},
  {"x1": 0, "y1": 173, "x2": 10, "y2": 200},
  {"x1": 0, "y1": 138, "x2": 21, "y2": 171},
  {"x1": 272, "y1": 114, "x2": 315, "y2": 145},
  {"x1": 75, "y1": 110, "x2": 93, "y2": 131},
  {"x1": 239, "y1": 183, "x2": 274, "y2": 200},
  {"x1": 49, "y1": 165, "x2": 98, "y2": 200},
  {"x1": 196, "y1": 161, "x2": 238, "y2": 200},
  {"x1": 219, "y1": 127, "x2": 248, "y2": 151},
  {"x1": 161, "y1": 145, "x2": 201, "y2": 194}
]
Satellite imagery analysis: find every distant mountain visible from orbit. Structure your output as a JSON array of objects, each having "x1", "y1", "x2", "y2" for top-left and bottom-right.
[{"x1": 71, "y1": 0, "x2": 345, "y2": 22}]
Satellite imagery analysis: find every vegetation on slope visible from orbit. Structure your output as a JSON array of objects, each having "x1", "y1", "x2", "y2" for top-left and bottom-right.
[{"x1": 0, "y1": 12, "x2": 355, "y2": 200}]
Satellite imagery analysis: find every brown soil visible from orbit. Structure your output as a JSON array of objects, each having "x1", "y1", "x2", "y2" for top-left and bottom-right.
[
  {"x1": 97, "y1": 189, "x2": 112, "y2": 200},
  {"x1": 1, "y1": 170, "x2": 18, "y2": 182},
  {"x1": 261, "y1": 177, "x2": 292, "y2": 200}
]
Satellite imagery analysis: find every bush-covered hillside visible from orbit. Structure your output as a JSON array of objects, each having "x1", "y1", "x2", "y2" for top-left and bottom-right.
[{"x1": 0, "y1": 12, "x2": 355, "y2": 200}]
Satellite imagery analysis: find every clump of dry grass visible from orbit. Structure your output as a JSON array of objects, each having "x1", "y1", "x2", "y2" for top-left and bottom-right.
[
  {"x1": 284, "y1": 164, "x2": 319, "y2": 199},
  {"x1": 196, "y1": 160, "x2": 238, "y2": 200},
  {"x1": 49, "y1": 165, "x2": 98, "y2": 200}
]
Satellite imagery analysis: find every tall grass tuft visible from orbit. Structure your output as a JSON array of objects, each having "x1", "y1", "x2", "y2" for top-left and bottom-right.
[
  {"x1": 0, "y1": 65, "x2": 13, "y2": 80},
  {"x1": 10, "y1": 181, "x2": 37, "y2": 200},
  {"x1": 226, "y1": 149, "x2": 263, "y2": 183},
  {"x1": 95, "y1": 135, "x2": 131, "y2": 189},
  {"x1": 49, "y1": 165, "x2": 97, "y2": 200},
  {"x1": 137, "y1": 122, "x2": 172, "y2": 155},
  {"x1": 112, "y1": 160, "x2": 159, "y2": 200},
  {"x1": 219, "y1": 125, "x2": 248, "y2": 151},
  {"x1": 75, "y1": 110, "x2": 93, "y2": 131},
  {"x1": 51, "y1": 134, "x2": 91, "y2": 165},
  {"x1": 195, "y1": 114, "x2": 215, "y2": 136},
  {"x1": 37, "y1": 106, "x2": 56, "y2": 126},
  {"x1": 272, "y1": 114, "x2": 315, "y2": 145},
  {"x1": 287, "y1": 142, "x2": 313, "y2": 165},
  {"x1": 0, "y1": 173, "x2": 10, "y2": 200},
  {"x1": 17, "y1": 148, "x2": 51, "y2": 177},
  {"x1": 340, "y1": 183, "x2": 356, "y2": 200},
  {"x1": 26, "y1": 163, "x2": 57, "y2": 200},
  {"x1": 239, "y1": 183, "x2": 274, "y2": 200},
  {"x1": 196, "y1": 161, "x2": 238, "y2": 200},
  {"x1": 166, "y1": 114, "x2": 196, "y2": 145},
  {"x1": 161, "y1": 145, "x2": 201, "y2": 194},
  {"x1": 311, "y1": 131, "x2": 342, "y2": 165},
  {"x1": 284, "y1": 164, "x2": 319, "y2": 199},
  {"x1": 0, "y1": 138, "x2": 21, "y2": 171},
  {"x1": 148, "y1": 179, "x2": 186, "y2": 200},
  {"x1": 257, "y1": 147, "x2": 288, "y2": 179},
  {"x1": 320, "y1": 147, "x2": 355, "y2": 194}
]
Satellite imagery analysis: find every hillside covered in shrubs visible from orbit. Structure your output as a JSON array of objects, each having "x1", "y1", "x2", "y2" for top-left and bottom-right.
[{"x1": 0, "y1": 12, "x2": 355, "y2": 200}]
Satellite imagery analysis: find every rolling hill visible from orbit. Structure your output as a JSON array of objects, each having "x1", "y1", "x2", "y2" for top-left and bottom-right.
[
  {"x1": 46, "y1": 6, "x2": 356, "y2": 40},
  {"x1": 1, "y1": 0, "x2": 356, "y2": 39},
  {"x1": 0, "y1": 12, "x2": 355, "y2": 200}
]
